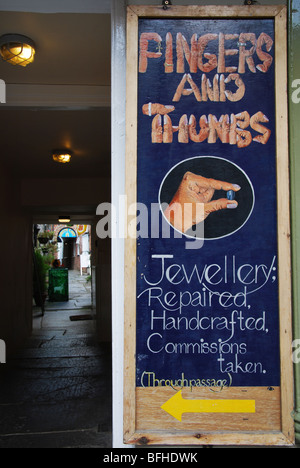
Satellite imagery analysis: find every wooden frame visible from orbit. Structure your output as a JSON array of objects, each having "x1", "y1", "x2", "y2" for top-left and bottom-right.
[{"x1": 124, "y1": 5, "x2": 294, "y2": 446}]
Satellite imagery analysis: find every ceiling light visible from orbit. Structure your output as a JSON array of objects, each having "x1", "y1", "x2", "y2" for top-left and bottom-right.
[
  {"x1": 52, "y1": 150, "x2": 72, "y2": 164},
  {"x1": 58, "y1": 217, "x2": 71, "y2": 223},
  {"x1": 0, "y1": 34, "x2": 35, "y2": 67}
]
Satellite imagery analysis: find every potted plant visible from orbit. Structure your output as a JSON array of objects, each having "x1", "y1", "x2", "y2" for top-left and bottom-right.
[{"x1": 37, "y1": 231, "x2": 54, "y2": 245}]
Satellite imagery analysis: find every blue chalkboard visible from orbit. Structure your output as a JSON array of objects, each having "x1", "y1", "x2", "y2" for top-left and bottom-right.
[{"x1": 136, "y1": 18, "x2": 279, "y2": 389}]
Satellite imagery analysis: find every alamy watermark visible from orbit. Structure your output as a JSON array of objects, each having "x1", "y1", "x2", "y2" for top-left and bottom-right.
[
  {"x1": 292, "y1": 79, "x2": 300, "y2": 104},
  {"x1": 0, "y1": 339, "x2": 6, "y2": 364},
  {"x1": 96, "y1": 196, "x2": 205, "y2": 250},
  {"x1": 0, "y1": 79, "x2": 6, "y2": 104},
  {"x1": 292, "y1": 339, "x2": 300, "y2": 364}
]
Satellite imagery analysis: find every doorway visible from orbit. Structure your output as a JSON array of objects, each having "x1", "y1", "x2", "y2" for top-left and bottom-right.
[{"x1": 63, "y1": 237, "x2": 76, "y2": 270}]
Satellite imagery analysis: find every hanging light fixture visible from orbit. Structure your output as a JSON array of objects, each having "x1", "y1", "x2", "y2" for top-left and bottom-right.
[
  {"x1": 0, "y1": 34, "x2": 35, "y2": 67},
  {"x1": 58, "y1": 217, "x2": 71, "y2": 223},
  {"x1": 52, "y1": 149, "x2": 72, "y2": 164}
]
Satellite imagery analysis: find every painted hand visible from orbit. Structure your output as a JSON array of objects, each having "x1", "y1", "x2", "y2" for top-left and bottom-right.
[{"x1": 164, "y1": 171, "x2": 240, "y2": 233}]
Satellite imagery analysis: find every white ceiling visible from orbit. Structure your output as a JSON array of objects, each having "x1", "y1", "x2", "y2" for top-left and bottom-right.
[
  {"x1": 0, "y1": 11, "x2": 111, "y2": 179},
  {"x1": 0, "y1": 12, "x2": 111, "y2": 86},
  {"x1": 0, "y1": 0, "x2": 111, "y2": 14}
]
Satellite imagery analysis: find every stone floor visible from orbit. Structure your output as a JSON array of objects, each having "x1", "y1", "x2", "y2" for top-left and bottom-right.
[{"x1": 0, "y1": 270, "x2": 112, "y2": 448}]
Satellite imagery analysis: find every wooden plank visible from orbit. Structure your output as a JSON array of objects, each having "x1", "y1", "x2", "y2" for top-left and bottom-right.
[
  {"x1": 128, "y1": 5, "x2": 283, "y2": 18},
  {"x1": 124, "y1": 6, "x2": 138, "y2": 443},
  {"x1": 126, "y1": 431, "x2": 293, "y2": 447},
  {"x1": 274, "y1": 6, "x2": 295, "y2": 445}
]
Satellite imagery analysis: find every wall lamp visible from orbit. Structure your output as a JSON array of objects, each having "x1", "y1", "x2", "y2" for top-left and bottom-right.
[
  {"x1": 0, "y1": 34, "x2": 35, "y2": 67},
  {"x1": 52, "y1": 150, "x2": 72, "y2": 164},
  {"x1": 58, "y1": 217, "x2": 71, "y2": 223}
]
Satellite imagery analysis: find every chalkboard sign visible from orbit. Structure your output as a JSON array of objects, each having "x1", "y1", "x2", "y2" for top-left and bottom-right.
[{"x1": 124, "y1": 5, "x2": 294, "y2": 446}]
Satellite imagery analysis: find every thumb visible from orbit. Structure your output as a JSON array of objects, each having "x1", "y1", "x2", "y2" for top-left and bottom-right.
[{"x1": 205, "y1": 198, "x2": 238, "y2": 215}]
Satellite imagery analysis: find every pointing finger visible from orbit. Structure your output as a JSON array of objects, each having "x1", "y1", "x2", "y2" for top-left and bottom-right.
[
  {"x1": 183, "y1": 172, "x2": 241, "y2": 192},
  {"x1": 205, "y1": 179, "x2": 241, "y2": 192}
]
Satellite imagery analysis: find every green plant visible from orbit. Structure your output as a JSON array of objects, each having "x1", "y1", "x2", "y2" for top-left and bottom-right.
[
  {"x1": 33, "y1": 249, "x2": 50, "y2": 306},
  {"x1": 42, "y1": 242, "x2": 58, "y2": 269},
  {"x1": 38, "y1": 230, "x2": 54, "y2": 239}
]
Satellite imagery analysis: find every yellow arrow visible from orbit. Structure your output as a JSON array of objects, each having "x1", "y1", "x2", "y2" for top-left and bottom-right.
[{"x1": 161, "y1": 390, "x2": 256, "y2": 422}]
